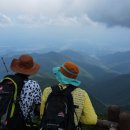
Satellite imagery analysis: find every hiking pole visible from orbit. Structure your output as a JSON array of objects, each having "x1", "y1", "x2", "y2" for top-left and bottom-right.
[{"x1": 1, "y1": 57, "x2": 9, "y2": 74}]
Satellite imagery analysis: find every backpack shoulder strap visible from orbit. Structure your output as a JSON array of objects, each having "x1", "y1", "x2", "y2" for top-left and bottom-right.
[
  {"x1": 4, "y1": 75, "x2": 24, "y2": 86},
  {"x1": 4, "y1": 74, "x2": 26, "y2": 94},
  {"x1": 3, "y1": 74, "x2": 25, "y2": 118},
  {"x1": 51, "y1": 84, "x2": 77, "y2": 94},
  {"x1": 63, "y1": 85, "x2": 77, "y2": 96},
  {"x1": 2, "y1": 75, "x2": 18, "y2": 118},
  {"x1": 51, "y1": 85, "x2": 60, "y2": 93}
]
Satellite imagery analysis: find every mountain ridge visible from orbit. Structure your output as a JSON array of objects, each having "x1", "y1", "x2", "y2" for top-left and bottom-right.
[{"x1": 0, "y1": 50, "x2": 130, "y2": 107}]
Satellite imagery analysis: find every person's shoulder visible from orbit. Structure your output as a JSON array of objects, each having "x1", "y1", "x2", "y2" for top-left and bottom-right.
[
  {"x1": 2, "y1": 74, "x2": 17, "y2": 83},
  {"x1": 24, "y1": 79, "x2": 40, "y2": 87},
  {"x1": 43, "y1": 86, "x2": 52, "y2": 92},
  {"x1": 42, "y1": 86, "x2": 52, "y2": 96},
  {"x1": 73, "y1": 87, "x2": 89, "y2": 98},
  {"x1": 3, "y1": 74, "x2": 15, "y2": 79},
  {"x1": 25, "y1": 79, "x2": 38, "y2": 83},
  {"x1": 75, "y1": 87, "x2": 87, "y2": 93}
]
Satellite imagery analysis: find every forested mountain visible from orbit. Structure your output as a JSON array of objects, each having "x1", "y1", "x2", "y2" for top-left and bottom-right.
[
  {"x1": 31, "y1": 50, "x2": 118, "y2": 87},
  {"x1": 89, "y1": 74, "x2": 130, "y2": 105},
  {"x1": 1, "y1": 50, "x2": 130, "y2": 108},
  {"x1": 99, "y1": 51, "x2": 130, "y2": 74}
]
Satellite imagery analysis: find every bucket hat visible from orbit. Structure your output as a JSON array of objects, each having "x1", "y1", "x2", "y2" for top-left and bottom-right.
[{"x1": 53, "y1": 61, "x2": 81, "y2": 86}]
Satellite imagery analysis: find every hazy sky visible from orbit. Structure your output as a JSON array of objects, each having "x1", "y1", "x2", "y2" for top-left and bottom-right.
[{"x1": 0, "y1": 0, "x2": 130, "y2": 53}]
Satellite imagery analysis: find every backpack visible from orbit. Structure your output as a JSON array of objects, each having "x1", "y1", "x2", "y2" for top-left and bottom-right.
[
  {"x1": 0, "y1": 75, "x2": 24, "y2": 130},
  {"x1": 40, "y1": 85, "x2": 79, "y2": 130}
]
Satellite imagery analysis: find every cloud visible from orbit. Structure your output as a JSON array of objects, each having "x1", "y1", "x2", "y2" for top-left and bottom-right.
[
  {"x1": 0, "y1": 0, "x2": 66, "y2": 16},
  {"x1": 84, "y1": 0, "x2": 130, "y2": 27},
  {"x1": 0, "y1": 13, "x2": 12, "y2": 25},
  {"x1": 16, "y1": 14, "x2": 98, "y2": 27},
  {"x1": 17, "y1": 15, "x2": 37, "y2": 24},
  {"x1": 0, "y1": 0, "x2": 130, "y2": 27}
]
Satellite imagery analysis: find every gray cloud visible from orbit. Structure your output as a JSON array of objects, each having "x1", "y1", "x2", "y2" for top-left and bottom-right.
[
  {"x1": 17, "y1": 15, "x2": 38, "y2": 24},
  {"x1": 85, "y1": 0, "x2": 130, "y2": 27},
  {"x1": 16, "y1": 14, "x2": 98, "y2": 27},
  {"x1": 0, "y1": 0, "x2": 130, "y2": 27}
]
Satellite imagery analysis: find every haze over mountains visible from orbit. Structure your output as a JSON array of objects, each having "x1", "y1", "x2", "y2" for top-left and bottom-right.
[
  {"x1": 0, "y1": 0, "x2": 130, "y2": 117},
  {"x1": 1, "y1": 49, "x2": 130, "y2": 110},
  {"x1": 1, "y1": 41, "x2": 130, "y2": 57},
  {"x1": 0, "y1": 50, "x2": 130, "y2": 113}
]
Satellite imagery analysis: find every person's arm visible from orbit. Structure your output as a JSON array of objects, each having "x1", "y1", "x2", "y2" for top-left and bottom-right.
[
  {"x1": 33, "y1": 81, "x2": 42, "y2": 116},
  {"x1": 79, "y1": 91, "x2": 118, "y2": 128},
  {"x1": 79, "y1": 91, "x2": 97, "y2": 125}
]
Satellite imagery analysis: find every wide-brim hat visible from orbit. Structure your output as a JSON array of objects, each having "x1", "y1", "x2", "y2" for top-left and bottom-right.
[
  {"x1": 53, "y1": 61, "x2": 81, "y2": 86},
  {"x1": 11, "y1": 54, "x2": 40, "y2": 75}
]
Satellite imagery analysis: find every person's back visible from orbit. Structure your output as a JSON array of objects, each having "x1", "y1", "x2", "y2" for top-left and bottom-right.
[
  {"x1": 0, "y1": 73, "x2": 26, "y2": 130},
  {"x1": 40, "y1": 61, "x2": 97, "y2": 130},
  {"x1": 1, "y1": 54, "x2": 42, "y2": 130}
]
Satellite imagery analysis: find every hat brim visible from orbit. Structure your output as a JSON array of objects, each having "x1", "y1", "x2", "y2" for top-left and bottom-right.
[
  {"x1": 53, "y1": 67, "x2": 81, "y2": 87},
  {"x1": 11, "y1": 59, "x2": 40, "y2": 75}
]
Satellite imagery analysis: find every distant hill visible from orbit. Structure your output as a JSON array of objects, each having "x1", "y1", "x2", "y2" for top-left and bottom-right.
[
  {"x1": 1, "y1": 50, "x2": 130, "y2": 107},
  {"x1": 99, "y1": 51, "x2": 130, "y2": 74},
  {"x1": 0, "y1": 55, "x2": 14, "y2": 77},
  {"x1": 32, "y1": 73, "x2": 108, "y2": 115},
  {"x1": 121, "y1": 104, "x2": 130, "y2": 112},
  {"x1": 31, "y1": 72, "x2": 58, "y2": 88},
  {"x1": 0, "y1": 50, "x2": 118, "y2": 82},
  {"x1": 89, "y1": 74, "x2": 130, "y2": 105},
  {"x1": 89, "y1": 93, "x2": 107, "y2": 115},
  {"x1": 31, "y1": 51, "x2": 119, "y2": 87},
  {"x1": 35, "y1": 73, "x2": 130, "y2": 116}
]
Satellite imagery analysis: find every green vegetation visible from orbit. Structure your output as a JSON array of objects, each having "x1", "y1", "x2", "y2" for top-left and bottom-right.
[
  {"x1": 30, "y1": 50, "x2": 130, "y2": 107},
  {"x1": 31, "y1": 73, "x2": 58, "y2": 89},
  {"x1": 100, "y1": 51, "x2": 130, "y2": 74},
  {"x1": 3, "y1": 50, "x2": 130, "y2": 129},
  {"x1": 91, "y1": 74, "x2": 130, "y2": 105},
  {"x1": 1, "y1": 50, "x2": 130, "y2": 109}
]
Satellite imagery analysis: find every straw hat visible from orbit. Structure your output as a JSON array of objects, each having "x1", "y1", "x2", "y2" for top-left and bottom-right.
[{"x1": 11, "y1": 54, "x2": 40, "y2": 75}]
